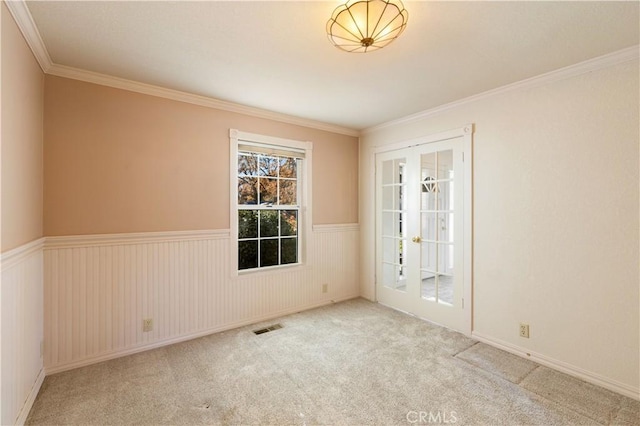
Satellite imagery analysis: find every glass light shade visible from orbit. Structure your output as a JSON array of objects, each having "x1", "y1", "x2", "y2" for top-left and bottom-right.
[{"x1": 327, "y1": 0, "x2": 408, "y2": 53}]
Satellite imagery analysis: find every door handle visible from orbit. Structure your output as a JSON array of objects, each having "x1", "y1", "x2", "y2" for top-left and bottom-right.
[{"x1": 411, "y1": 236, "x2": 422, "y2": 243}]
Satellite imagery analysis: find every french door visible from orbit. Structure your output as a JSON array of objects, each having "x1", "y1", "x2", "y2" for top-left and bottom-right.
[{"x1": 376, "y1": 132, "x2": 471, "y2": 333}]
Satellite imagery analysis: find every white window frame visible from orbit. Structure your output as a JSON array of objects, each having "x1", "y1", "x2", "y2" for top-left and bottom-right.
[{"x1": 230, "y1": 129, "x2": 313, "y2": 276}]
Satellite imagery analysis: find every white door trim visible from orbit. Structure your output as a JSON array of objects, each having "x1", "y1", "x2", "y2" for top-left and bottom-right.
[
  {"x1": 373, "y1": 124, "x2": 474, "y2": 335},
  {"x1": 373, "y1": 125, "x2": 473, "y2": 154}
]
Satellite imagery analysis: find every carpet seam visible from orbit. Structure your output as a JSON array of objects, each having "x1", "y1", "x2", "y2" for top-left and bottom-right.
[
  {"x1": 519, "y1": 369, "x2": 614, "y2": 426},
  {"x1": 453, "y1": 343, "x2": 540, "y2": 385},
  {"x1": 515, "y1": 364, "x2": 540, "y2": 385},
  {"x1": 450, "y1": 340, "x2": 480, "y2": 358},
  {"x1": 520, "y1": 387, "x2": 607, "y2": 426},
  {"x1": 451, "y1": 355, "x2": 603, "y2": 425},
  {"x1": 451, "y1": 352, "x2": 532, "y2": 387}
]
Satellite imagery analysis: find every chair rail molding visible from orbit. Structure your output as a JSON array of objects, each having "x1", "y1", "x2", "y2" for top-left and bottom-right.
[{"x1": 42, "y1": 226, "x2": 360, "y2": 373}]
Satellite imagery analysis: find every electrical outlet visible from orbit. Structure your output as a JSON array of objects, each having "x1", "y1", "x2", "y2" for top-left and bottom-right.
[
  {"x1": 519, "y1": 323, "x2": 530, "y2": 338},
  {"x1": 322, "y1": 283, "x2": 328, "y2": 293},
  {"x1": 143, "y1": 318, "x2": 153, "y2": 332}
]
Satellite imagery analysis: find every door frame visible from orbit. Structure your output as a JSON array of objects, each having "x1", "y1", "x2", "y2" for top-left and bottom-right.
[{"x1": 373, "y1": 124, "x2": 474, "y2": 335}]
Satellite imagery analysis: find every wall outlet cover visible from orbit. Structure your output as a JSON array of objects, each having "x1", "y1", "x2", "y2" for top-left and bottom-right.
[
  {"x1": 519, "y1": 323, "x2": 530, "y2": 338},
  {"x1": 143, "y1": 318, "x2": 153, "y2": 332}
]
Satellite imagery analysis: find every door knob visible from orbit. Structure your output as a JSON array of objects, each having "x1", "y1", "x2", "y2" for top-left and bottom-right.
[{"x1": 412, "y1": 236, "x2": 422, "y2": 243}]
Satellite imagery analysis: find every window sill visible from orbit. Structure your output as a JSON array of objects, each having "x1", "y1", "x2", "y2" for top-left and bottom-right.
[{"x1": 234, "y1": 262, "x2": 309, "y2": 279}]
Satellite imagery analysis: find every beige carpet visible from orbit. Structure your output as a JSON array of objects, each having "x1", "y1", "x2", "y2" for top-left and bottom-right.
[{"x1": 27, "y1": 298, "x2": 638, "y2": 425}]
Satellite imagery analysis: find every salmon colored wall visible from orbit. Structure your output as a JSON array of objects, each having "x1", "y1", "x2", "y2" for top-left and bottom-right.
[
  {"x1": 43, "y1": 75, "x2": 358, "y2": 236},
  {"x1": 1, "y1": 2, "x2": 44, "y2": 252}
]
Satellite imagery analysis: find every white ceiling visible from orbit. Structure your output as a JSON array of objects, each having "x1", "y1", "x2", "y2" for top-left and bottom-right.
[{"x1": 26, "y1": 1, "x2": 640, "y2": 131}]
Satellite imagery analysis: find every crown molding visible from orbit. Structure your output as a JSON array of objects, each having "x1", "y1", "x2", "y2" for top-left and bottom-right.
[
  {"x1": 4, "y1": 0, "x2": 52, "y2": 72},
  {"x1": 7, "y1": 0, "x2": 637, "y2": 138},
  {"x1": 5, "y1": 0, "x2": 358, "y2": 137},
  {"x1": 47, "y1": 64, "x2": 360, "y2": 137},
  {"x1": 362, "y1": 45, "x2": 640, "y2": 135}
]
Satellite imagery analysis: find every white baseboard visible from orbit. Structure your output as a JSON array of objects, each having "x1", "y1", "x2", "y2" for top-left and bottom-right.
[
  {"x1": 44, "y1": 226, "x2": 360, "y2": 371},
  {"x1": 46, "y1": 294, "x2": 360, "y2": 375},
  {"x1": 472, "y1": 331, "x2": 639, "y2": 401},
  {"x1": 15, "y1": 367, "x2": 45, "y2": 426}
]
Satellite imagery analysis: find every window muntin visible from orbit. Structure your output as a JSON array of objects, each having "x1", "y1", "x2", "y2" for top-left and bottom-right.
[{"x1": 237, "y1": 151, "x2": 301, "y2": 270}]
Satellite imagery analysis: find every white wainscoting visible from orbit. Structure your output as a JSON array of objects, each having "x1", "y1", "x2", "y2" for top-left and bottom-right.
[
  {"x1": 44, "y1": 225, "x2": 359, "y2": 373},
  {"x1": 1, "y1": 238, "x2": 45, "y2": 426}
]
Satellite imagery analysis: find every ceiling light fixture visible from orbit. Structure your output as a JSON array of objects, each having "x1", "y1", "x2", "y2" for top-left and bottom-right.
[{"x1": 327, "y1": 0, "x2": 408, "y2": 53}]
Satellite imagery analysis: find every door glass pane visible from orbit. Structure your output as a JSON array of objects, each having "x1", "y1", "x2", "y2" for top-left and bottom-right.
[
  {"x1": 421, "y1": 272, "x2": 454, "y2": 305},
  {"x1": 421, "y1": 152, "x2": 438, "y2": 211},
  {"x1": 382, "y1": 186, "x2": 402, "y2": 210},
  {"x1": 437, "y1": 274, "x2": 454, "y2": 306},
  {"x1": 421, "y1": 186, "x2": 437, "y2": 210},
  {"x1": 421, "y1": 270, "x2": 436, "y2": 301},
  {"x1": 421, "y1": 212, "x2": 437, "y2": 241},
  {"x1": 421, "y1": 152, "x2": 436, "y2": 181},
  {"x1": 421, "y1": 242, "x2": 437, "y2": 271},
  {"x1": 439, "y1": 212, "x2": 454, "y2": 243},
  {"x1": 382, "y1": 159, "x2": 405, "y2": 223},
  {"x1": 382, "y1": 160, "x2": 393, "y2": 184},
  {"x1": 438, "y1": 179, "x2": 453, "y2": 212},
  {"x1": 437, "y1": 150, "x2": 454, "y2": 178},
  {"x1": 381, "y1": 156, "x2": 406, "y2": 294},
  {"x1": 382, "y1": 212, "x2": 404, "y2": 238},
  {"x1": 382, "y1": 263, "x2": 405, "y2": 291},
  {"x1": 382, "y1": 158, "x2": 405, "y2": 185},
  {"x1": 438, "y1": 243, "x2": 454, "y2": 275},
  {"x1": 382, "y1": 237, "x2": 403, "y2": 264}
]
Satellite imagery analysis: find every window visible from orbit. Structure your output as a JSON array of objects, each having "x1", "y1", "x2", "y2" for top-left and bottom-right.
[
  {"x1": 230, "y1": 130, "x2": 312, "y2": 273},
  {"x1": 237, "y1": 152, "x2": 299, "y2": 269}
]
